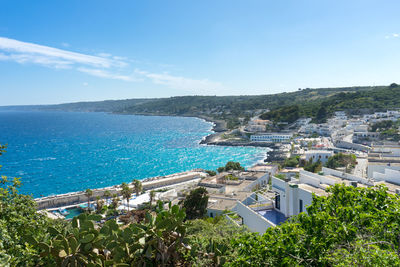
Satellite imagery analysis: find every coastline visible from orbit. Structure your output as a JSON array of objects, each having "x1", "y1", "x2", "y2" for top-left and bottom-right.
[{"x1": 116, "y1": 111, "x2": 276, "y2": 149}]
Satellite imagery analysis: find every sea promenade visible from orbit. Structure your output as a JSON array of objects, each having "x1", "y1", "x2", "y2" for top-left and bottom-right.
[{"x1": 35, "y1": 170, "x2": 207, "y2": 209}]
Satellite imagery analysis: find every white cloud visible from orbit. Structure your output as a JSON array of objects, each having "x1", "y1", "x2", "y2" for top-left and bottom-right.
[
  {"x1": 135, "y1": 69, "x2": 224, "y2": 92},
  {"x1": 0, "y1": 37, "x2": 126, "y2": 68},
  {"x1": 0, "y1": 36, "x2": 224, "y2": 92},
  {"x1": 78, "y1": 67, "x2": 135, "y2": 81},
  {"x1": 385, "y1": 33, "x2": 400, "y2": 39},
  {"x1": 83, "y1": 82, "x2": 89, "y2": 86}
]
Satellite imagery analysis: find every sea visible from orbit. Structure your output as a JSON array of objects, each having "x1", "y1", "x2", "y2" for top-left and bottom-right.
[{"x1": 0, "y1": 110, "x2": 269, "y2": 198}]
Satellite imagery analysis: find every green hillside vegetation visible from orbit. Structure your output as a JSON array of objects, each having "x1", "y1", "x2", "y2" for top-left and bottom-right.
[
  {"x1": 4, "y1": 84, "x2": 399, "y2": 128},
  {"x1": 260, "y1": 84, "x2": 400, "y2": 123},
  {"x1": 1, "y1": 85, "x2": 380, "y2": 128},
  {"x1": 371, "y1": 119, "x2": 400, "y2": 141}
]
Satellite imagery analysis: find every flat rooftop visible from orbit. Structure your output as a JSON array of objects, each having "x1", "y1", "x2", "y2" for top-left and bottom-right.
[
  {"x1": 248, "y1": 165, "x2": 278, "y2": 172},
  {"x1": 298, "y1": 183, "x2": 329, "y2": 197}
]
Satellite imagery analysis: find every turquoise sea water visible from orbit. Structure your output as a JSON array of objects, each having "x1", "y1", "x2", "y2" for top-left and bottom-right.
[{"x1": 0, "y1": 111, "x2": 268, "y2": 197}]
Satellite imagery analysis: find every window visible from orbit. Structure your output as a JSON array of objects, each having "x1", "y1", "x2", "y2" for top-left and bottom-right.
[
  {"x1": 275, "y1": 195, "x2": 280, "y2": 210},
  {"x1": 299, "y1": 199, "x2": 303, "y2": 213},
  {"x1": 210, "y1": 212, "x2": 213, "y2": 218}
]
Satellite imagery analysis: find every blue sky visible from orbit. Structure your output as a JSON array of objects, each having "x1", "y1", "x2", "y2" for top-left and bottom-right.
[{"x1": 1, "y1": 0, "x2": 400, "y2": 105}]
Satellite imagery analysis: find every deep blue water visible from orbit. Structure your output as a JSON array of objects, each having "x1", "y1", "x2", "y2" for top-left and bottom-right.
[{"x1": 0, "y1": 111, "x2": 268, "y2": 197}]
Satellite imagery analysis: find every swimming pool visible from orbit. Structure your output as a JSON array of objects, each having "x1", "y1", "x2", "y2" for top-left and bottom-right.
[
  {"x1": 64, "y1": 207, "x2": 83, "y2": 220},
  {"x1": 257, "y1": 209, "x2": 287, "y2": 225}
]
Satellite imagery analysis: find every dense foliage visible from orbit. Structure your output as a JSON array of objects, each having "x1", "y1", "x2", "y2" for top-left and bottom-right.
[
  {"x1": 325, "y1": 153, "x2": 357, "y2": 170},
  {"x1": 282, "y1": 156, "x2": 300, "y2": 168},
  {"x1": 183, "y1": 187, "x2": 209, "y2": 220},
  {"x1": 217, "y1": 161, "x2": 245, "y2": 173},
  {"x1": 371, "y1": 119, "x2": 400, "y2": 141},
  {"x1": 17, "y1": 85, "x2": 381, "y2": 128},
  {"x1": 0, "y1": 145, "x2": 62, "y2": 266},
  {"x1": 303, "y1": 159, "x2": 323, "y2": 173},
  {"x1": 184, "y1": 216, "x2": 249, "y2": 266},
  {"x1": 229, "y1": 184, "x2": 400, "y2": 266},
  {"x1": 261, "y1": 85, "x2": 400, "y2": 123}
]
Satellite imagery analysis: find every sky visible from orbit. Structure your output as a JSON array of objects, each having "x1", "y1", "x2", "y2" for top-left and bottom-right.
[{"x1": 1, "y1": 0, "x2": 400, "y2": 105}]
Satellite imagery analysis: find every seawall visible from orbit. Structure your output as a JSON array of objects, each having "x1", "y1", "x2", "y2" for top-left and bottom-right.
[{"x1": 35, "y1": 170, "x2": 207, "y2": 210}]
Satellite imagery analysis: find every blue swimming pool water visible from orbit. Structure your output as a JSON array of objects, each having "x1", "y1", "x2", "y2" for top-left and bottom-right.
[
  {"x1": 258, "y1": 209, "x2": 287, "y2": 225},
  {"x1": 0, "y1": 110, "x2": 269, "y2": 197},
  {"x1": 64, "y1": 207, "x2": 83, "y2": 220}
]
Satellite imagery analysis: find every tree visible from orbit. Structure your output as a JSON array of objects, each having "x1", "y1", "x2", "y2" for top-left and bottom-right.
[
  {"x1": 304, "y1": 159, "x2": 322, "y2": 173},
  {"x1": 183, "y1": 187, "x2": 209, "y2": 220},
  {"x1": 205, "y1": 170, "x2": 216, "y2": 176},
  {"x1": 121, "y1": 182, "x2": 132, "y2": 212},
  {"x1": 0, "y1": 145, "x2": 56, "y2": 265},
  {"x1": 132, "y1": 179, "x2": 142, "y2": 196},
  {"x1": 95, "y1": 196, "x2": 104, "y2": 214},
  {"x1": 217, "y1": 161, "x2": 245, "y2": 173},
  {"x1": 316, "y1": 105, "x2": 327, "y2": 123},
  {"x1": 84, "y1": 188, "x2": 93, "y2": 213},
  {"x1": 104, "y1": 190, "x2": 111, "y2": 206},
  {"x1": 325, "y1": 153, "x2": 357, "y2": 171},
  {"x1": 110, "y1": 193, "x2": 120, "y2": 210},
  {"x1": 149, "y1": 190, "x2": 155, "y2": 209}
]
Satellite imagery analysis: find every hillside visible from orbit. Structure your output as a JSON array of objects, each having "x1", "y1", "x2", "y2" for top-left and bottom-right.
[
  {"x1": 260, "y1": 84, "x2": 400, "y2": 123},
  {"x1": 1, "y1": 85, "x2": 393, "y2": 128}
]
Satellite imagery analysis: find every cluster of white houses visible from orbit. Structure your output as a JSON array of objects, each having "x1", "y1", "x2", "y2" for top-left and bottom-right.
[{"x1": 231, "y1": 164, "x2": 400, "y2": 233}]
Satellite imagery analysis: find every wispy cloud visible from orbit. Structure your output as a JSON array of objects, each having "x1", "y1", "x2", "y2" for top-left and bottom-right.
[
  {"x1": 0, "y1": 37, "x2": 126, "y2": 68},
  {"x1": 77, "y1": 67, "x2": 137, "y2": 82},
  {"x1": 135, "y1": 69, "x2": 224, "y2": 92},
  {"x1": 385, "y1": 33, "x2": 399, "y2": 39},
  {"x1": 0, "y1": 36, "x2": 224, "y2": 92}
]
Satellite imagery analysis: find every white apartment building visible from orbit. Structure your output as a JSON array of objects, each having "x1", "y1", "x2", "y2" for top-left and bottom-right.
[
  {"x1": 234, "y1": 166, "x2": 400, "y2": 234},
  {"x1": 250, "y1": 133, "x2": 293, "y2": 143}
]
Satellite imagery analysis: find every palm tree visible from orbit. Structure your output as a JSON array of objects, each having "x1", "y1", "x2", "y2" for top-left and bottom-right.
[
  {"x1": 132, "y1": 179, "x2": 143, "y2": 197},
  {"x1": 85, "y1": 188, "x2": 93, "y2": 213},
  {"x1": 96, "y1": 196, "x2": 104, "y2": 214},
  {"x1": 149, "y1": 190, "x2": 155, "y2": 209},
  {"x1": 111, "y1": 193, "x2": 119, "y2": 210},
  {"x1": 121, "y1": 182, "x2": 132, "y2": 212},
  {"x1": 104, "y1": 190, "x2": 111, "y2": 206}
]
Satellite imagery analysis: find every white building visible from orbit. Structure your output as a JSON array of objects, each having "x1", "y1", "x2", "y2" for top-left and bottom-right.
[
  {"x1": 234, "y1": 166, "x2": 400, "y2": 234},
  {"x1": 250, "y1": 133, "x2": 293, "y2": 143},
  {"x1": 367, "y1": 145, "x2": 400, "y2": 178},
  {"x1": 305, "y1": 150, "x2": 333, "y2": 163},
  {"x1": 334, "y1": 111, "x2": 347, "y2": 120},
  {"x1": 353, "y1": 132, "x2": 380, "y2": 142},
  {"x1": 296, "y1": 117, "x2": 312, "y2": 126}
]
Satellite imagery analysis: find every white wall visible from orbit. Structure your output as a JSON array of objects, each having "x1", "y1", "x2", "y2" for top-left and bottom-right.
[
  {"x1": 298, "y1": 187, "x2": 313, "y2": 214},
  {"x1": 367, "y1": 164, "x2": 400, "y2": 179},
  {"x1": 243, "y1": 173, "x2": 269, "y2": 191},
  {"x1": 322, "y1": 167, "x2": 370, "y2": 185},
  {"x1": 271, "y1": 177, "x2": 287, "y2": 216},
  {"x1": 373, "y1": 168, "x2": 400, "y2": 185},
  {"x1": 234, "y1": 201, "x2": 274, "y2": 234}
]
